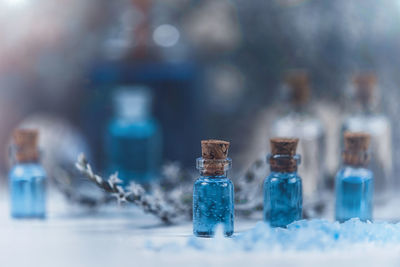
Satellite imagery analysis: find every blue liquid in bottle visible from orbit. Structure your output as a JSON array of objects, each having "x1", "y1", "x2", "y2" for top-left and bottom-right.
[
  {"x1": 10, "y1": 163, "x2": 46, "y2": 218},
  {"x1": 264, "y1": 171, "x2": 302, "y2": 227},
  {"x1": 106, "y1": 87, "x2": 162, "y2": 186},
  {"x1": 193, "y1": 155, "x2": 234, "y2": 237},
  {"x1": 335, "y1": 166, "x2": 373, "y2": 222}
]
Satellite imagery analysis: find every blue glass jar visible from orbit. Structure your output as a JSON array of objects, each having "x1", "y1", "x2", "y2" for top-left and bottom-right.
[
  {"x1": 335, "y1": 132, "x2": 373, "y2": 222},
  {"x1": 9, "y1": 163, "x2": 46, "y2": 218},
  {"x1": 335, "y1": 166, "x2": 373, "y2": 222},
  {"x1": 264, "y1": 138, "x2": 302, "y2": 228},
  {"x1": 341, "y1": 74, "x2": 391, "y2": 197},
  {"x1": 9, "y1": 129, "x2": 46, "y2": 219},
  {"x1": 193, "y1": 157, "x2": 234, "y2": 237},
  {"x1": 106, "y1": 87, "x2": 162, "y2": 186}
]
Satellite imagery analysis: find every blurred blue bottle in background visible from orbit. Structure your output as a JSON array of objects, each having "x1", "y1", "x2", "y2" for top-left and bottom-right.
[
  {"x1": 341, "y1": 73, "x2": 391, "y2": 198},
  {"x1": 193, "y1": 140, "x2": 234, "y2": 237},
  {"x1": 335, "y1": 132, "x2": 373, "y2": 222},
  {"x1": 9, "y1": 129, "x2": 46, "y2": 219},
  {"x1": 264, "y1": 138, "x2": 302, "y2": 227},
  {"x1": 106, "y1": 86, "x2": 162, "y2": 186}
]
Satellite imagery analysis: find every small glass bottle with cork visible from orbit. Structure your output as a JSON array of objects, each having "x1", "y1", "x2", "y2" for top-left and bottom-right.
[
  {"x1": 105, "y1": 86, "x2": 162, "y2": 186},
  {"x1": 335, "y1": 132, "x2": 373, "y2": 223},
  {"x1": 264, "y1": 138, "x2": 303, "y2": 227},
  {"x1": 9, "y1": 129, "x2": 46, "y2": 219},
  {"x1": 193, "y1": 140, "x2": 234, "y2": 237},
  {"x1": 341, "y1": 73, "x2": 391, "y2": 197},
  {"x1": 271, "y1": 70, "x2": 325, "y2": 201}
]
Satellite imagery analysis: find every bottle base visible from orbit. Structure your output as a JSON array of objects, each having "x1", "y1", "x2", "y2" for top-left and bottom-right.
[
  {"x1": 336, "y1": 217, "x2": 372, "y2": 223},
  {"x1": 194, "y1": 231, "x2": 234, "y2": 238},
  {"x1": 11, "y1": 213, "x2": 46, "y2": 219}
]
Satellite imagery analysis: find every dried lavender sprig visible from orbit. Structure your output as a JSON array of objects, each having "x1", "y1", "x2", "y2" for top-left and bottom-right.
[
  {"x1": 52, "y1": 166, "x2": 112, "y2": 208},
  {"x1": 75, "y1": 154, "x2": 181, "y2": 224}
]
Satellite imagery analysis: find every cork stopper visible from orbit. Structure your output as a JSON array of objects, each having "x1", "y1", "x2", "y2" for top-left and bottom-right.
[
  {"x1": 353, "y1": 72, "x2": 377, "y2": 104},
  {"x1": 343, "y1": 132, "x2": 370, "y2": 166},
  {"x1": 269, "y1": 138, "x2": 299, "y2": 172},
  {"x1": 200, "y1": 139, "x2": 230, "y2": 176},
  {"x1": 285, "y1": 70, "x2": 310, "y2": 106},
  {"x1": 12, "y1": 129, "x2": 39, "y2": 162}
]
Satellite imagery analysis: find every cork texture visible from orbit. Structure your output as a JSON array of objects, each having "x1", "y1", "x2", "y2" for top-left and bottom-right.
[
  {"x1": 270, "y1": 138, "x2": 299, "y2": 172},
  {"x1": 353, "y1": 72, "x2": 376, "y2": 104},
  {"x1": 270, "y1": 138, "x2": 299, "y2": 156},
  {"x1": 343, "y1": 132, "x2": 370, "y2": 166},
  {"x1": 201, "y1": 139, "x2": 229, "y2": 160},
  {"x1": 201, "y1": 139, "x2": 230, "y2": 176},
  {"x1": 285, "y1": 70, "x2": 310, "y2": 106},
  {"x1": 12, "y1": 129, "x2": 39, "y2": 162}
]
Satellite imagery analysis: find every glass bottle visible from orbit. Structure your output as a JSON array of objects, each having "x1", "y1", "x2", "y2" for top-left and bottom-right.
[
  {"x1": 341, "y1": 73, "x2": 391, "y2": 197},
  {"x1": 106, "y1": 86, "x2": 162, "y2": 186},
  {"x1": 264, "y1": 138, "x2": 302, "y2": 227},
  {"x1": 335, "y1": 132, "x2": 373, "y2": 222},
  {"x1": 9, "y1": 129, "x2": 46, "y2": 219},
  {"x1": 193, "y1": 140, "x2": 234, "y2": 237},
  {"x1": 271, "y1": 70, "x2": 325, "y2": 200}
]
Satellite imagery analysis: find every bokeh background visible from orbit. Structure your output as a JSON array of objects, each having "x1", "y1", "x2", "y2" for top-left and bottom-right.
[{"x1": 1, "y1": 0, "x2": 400, "y2": 180}]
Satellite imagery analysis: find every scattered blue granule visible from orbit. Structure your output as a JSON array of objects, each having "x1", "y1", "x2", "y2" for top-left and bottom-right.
[{"x1": 187, "y1": 219, "x2": 400, "y2": 251}]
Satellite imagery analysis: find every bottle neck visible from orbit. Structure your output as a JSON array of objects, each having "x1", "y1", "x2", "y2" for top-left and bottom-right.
[
  {"x1": 268, "y1": 154, "x2": 301, "y2": 173},
  {"x1": 113, "y1": 87, "x2": 152, "y2": 122},
  {"x1": 342, "y1": 150, "x2": 369, "y2": 167},
  {"x1": 115, "y1": 103, "x2": 151, "y2": 122},
  {"x1": 199, "y1": 171, "x2": 228, "y2": 178},
  {"x1": 10, "y1": 145, "x2": 40, "y2": 165},
  {"x1": 196, "y1": 157, "x2": 232, "y2": 177}
]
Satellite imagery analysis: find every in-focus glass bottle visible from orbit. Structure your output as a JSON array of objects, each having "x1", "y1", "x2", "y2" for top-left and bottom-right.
[
  {"x1": 193, "y1": 140, "x2": 234, "y2": 237},
  {"x1": 341, "y1": 73, "x2": 391, "y2": 197},
  {"x1": 264, "y1": 138, "x2": 302, "y2": 227},
  {"x1": 264, "y1": 138, "x2": 303, "y2": 227},
  {"x1": 271, "y1": 70, "x2": 325, "y2": 201},
  {"x1": 335, "y1": 132, "x2": 373, "y2": 222},
  {"x1": 9, "y1": 129, "x2": 46, "y2": 219},
  {"x1": 105, "y1": 86, "x2": 162, "y2": 186}
]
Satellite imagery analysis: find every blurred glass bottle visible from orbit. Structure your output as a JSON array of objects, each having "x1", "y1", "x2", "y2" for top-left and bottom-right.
[
  {"x1": 9, "y1": 129, "x2": 46, "y2": 219},
  {"x1": 193, "y1": 140, "x2": 234, "y2": 237},
  {"x1": 335, "y1": 132, "x2": 373, "y2": 222},
  {"x1": 341, "y1": 73, "x2": 392, "y2": 197},
  {"x1": 271, "y1": 70, "x2": 326, "y2": 200},
  {"x1": 106, "y1": 86, "x2": 162, "y2": 186}
]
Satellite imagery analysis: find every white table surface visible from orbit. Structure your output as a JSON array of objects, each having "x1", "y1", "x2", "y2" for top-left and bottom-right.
[{"x1": 0, "y1": 190, "x2": 400, "y2": 267}]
